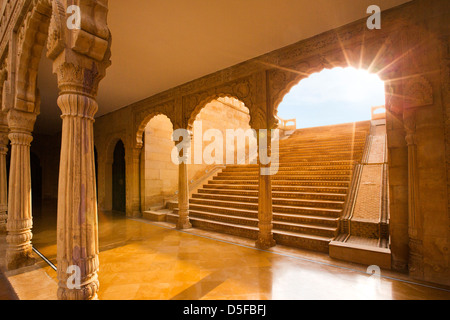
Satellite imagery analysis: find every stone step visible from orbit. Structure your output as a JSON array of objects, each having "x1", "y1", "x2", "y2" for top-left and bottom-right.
[
  {"x1": 166, "y1": 200, "x2": 178, "y2": 211},
  {"x1": 197, "y1": 188, "x2": 347, "y2": 201},
  {"x1": 273, "y1": 229, "x2": 331, "y2": 253},
  {"x1": 166, "y1": 213, "x2": 332, "y2": 253},
  {"x1": 273, "y1": 220, "x2": 338, "y2": 238},
  {"x1": 280, "y1": 140, "x2": 367, "y2": 148},
  {"x1": 187, "y1": 210, "x2": 337, "y2": 237},
  {"x1": 278, "y1": 144, "x2": 365, "y2": 150},
  {"x1": 223, "y1": 165, "x2": 354, "y2": 172},
  {"x1": 142, "y1": 209, "x2": 171, "y2": 222},
  {"x1": 277, "y1": 157, "x2": 361, "y2": 163},
  {"x1": 188, "y1": 202, "x2": 341, "y2": 218},
  {"x1": 225, "y1": 160, "x2": 357, "y2": 168},
  {"x1": 213, "y1": 175, "x2": 351, "y2": 182},
  {"x1": 218, "y1": 170, "x2": 353, "y2": 177},
  {"x1": 203, "y1": 183, "x2": 349, "y2": 194},
  {"x1": 278, "y1": 153, "x2": 363, "y2": 160},
  {"x1": 273, "y1": 212, "x2": 339, "y2": 227},
  {"x1": 207, "y1": 179, "x2": 350, "y2": 187},
  {"x1": 278, "y1": 154, "x2": 363, "y2": 160},
  {"x1": 190, "y1": 195, "x2": 344, "y2": 210},
  {"x1": 278, "y1": 142, "x2": 366, "y2": 150}
]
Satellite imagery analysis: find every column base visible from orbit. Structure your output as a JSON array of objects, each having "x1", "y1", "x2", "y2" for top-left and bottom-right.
[
  {"x1": 6, "y1": 248, "x2": 35, "y2": 270},
  {"x1": 57, "y1": 282, "x2": 99, "y2": 300},
  {"x1": 255, "y1": 237, "x2": 276, "y2": 250},
  {"x1": 176, "y1": 218, "x2": 192, "y2": 230}
]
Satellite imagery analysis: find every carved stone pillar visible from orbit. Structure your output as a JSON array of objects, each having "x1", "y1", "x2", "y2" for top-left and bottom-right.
[
  {"x1": 0, "y1": 121, "x2": 8, "y2": 234},
  {"x1": 5, "y1": 109, "x2": 36, "y2": 270},
  {"x1": 54, "y1": 63, "x2": 104, "y2": 300},
  {"x1": 404, "y1": 110, "x2": 424, "y2": 278},
  {"x1": 177, "y1": 130, "x2": 192, "y2": 230},
  {"x1": 256, "y1": 129, "x2": 276, "y2": 249},
  {"x1": 44, "y1": 0, "x2": 111, "y2": 300}
]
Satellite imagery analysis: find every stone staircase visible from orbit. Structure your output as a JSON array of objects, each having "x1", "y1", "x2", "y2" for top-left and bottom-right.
[{"x1": 159, "y1": 121, "x2": 371, "y2": 253}]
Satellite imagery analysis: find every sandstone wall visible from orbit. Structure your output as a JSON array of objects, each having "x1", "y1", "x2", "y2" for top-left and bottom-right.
[{"x1": 142, "y1": 98, "x2": 253, "y2": 209}]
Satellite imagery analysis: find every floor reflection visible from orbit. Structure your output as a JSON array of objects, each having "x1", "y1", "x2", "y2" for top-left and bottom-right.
[{"x1": 28, "y1": 201, "x2": 450, "y2": 300}]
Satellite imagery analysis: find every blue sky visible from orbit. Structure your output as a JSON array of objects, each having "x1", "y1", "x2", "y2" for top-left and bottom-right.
[{"x1": 277, "y1": 67, "x2": 386, "y2": 129}]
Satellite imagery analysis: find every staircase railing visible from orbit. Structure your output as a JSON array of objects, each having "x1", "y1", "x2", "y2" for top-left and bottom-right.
[{"x1": 340, "y1": 131, "x2": 372, "y2": 235}]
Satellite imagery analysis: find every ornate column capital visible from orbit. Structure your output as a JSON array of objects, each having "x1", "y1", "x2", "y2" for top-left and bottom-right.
[
  {"x1": 405, "y1": 133, "x2": 417, "y2": 147},
  {"x1": 8, "y1": 132, "x2": 33, "y2": 146},
  {"x1": 7, "y1": 109, "x2": 36, "y2": 134},
  {"x1": 54, "y1": 59, "x2": 110, "y2": 99}
]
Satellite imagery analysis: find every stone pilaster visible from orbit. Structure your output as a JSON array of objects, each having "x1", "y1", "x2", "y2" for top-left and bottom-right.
[
  {"x1": 255, "y1": 129, "x2": 276, "y2": 249},
  {"x1": 5, "y1": 109, "x2": 36, "y2": 270},
  {"x1": 126, "y1": 147, "x2": 142, "y2": 218},
  {"x1": 404, "y1": 109, "x2": 424, "y2": 279},
  {"x1": 55, "y1": 63, "x2": 103, "y2": 300},
  {"x1": 177, "y1": 130, "x2": 192, "y2": 230},
  {"x1": 0, "y1": 121, "x2": 8, "y2": 234}
]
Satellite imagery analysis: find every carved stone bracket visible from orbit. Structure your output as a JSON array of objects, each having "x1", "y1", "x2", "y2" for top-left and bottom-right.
[{"x1": 404, "y1": 75, "x2": 434, "y2": 109}]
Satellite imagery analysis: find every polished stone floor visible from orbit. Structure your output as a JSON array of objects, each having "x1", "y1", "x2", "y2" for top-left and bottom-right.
[{"x1": 3, "y1": 201, "x2": 450, "y2": 300}]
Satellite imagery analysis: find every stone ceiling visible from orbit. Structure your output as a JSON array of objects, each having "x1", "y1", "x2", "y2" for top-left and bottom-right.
[{"x1": 35, "y1": 0, "x2": 411, "y2": 134}]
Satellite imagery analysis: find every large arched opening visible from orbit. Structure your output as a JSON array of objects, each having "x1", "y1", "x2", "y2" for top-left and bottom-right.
[
  {"x1": 276, "y1": 67, "x2": 386, "y2": 129},
  {"x1": 274, "y1": 66, "x2": 391, "y2": 264},
  {"x1": 140, "y1": 114, "x2": 176, "y2": 212}
]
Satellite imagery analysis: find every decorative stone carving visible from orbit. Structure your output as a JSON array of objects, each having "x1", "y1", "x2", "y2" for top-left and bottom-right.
[
  {"x1": 404, "y1": 76, "x2": 433, "y2": 109},
  {"x1": 46, "y1": 0, "x2": 66, "y2": 60}
]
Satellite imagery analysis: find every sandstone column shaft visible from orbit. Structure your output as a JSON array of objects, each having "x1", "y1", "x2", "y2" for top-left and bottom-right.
[
  {"x1": 256, "y1": 130, "x2": 276, "y2": 249},
  {"x1": 6, "y1": 131, "x2": 35, "y2": 269},
  {"x1": 5, "y1": 110, "x2": 37, "y2": 270},
  {"x1": 177, "y1": 134, "x2": 192, "y2": 230},
  {"x1": 0, "y1": 127, "x2": 8, "y2": 234},
  {"x1": 56, "y1": 93, "x2": 99, "y2": 300}
]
